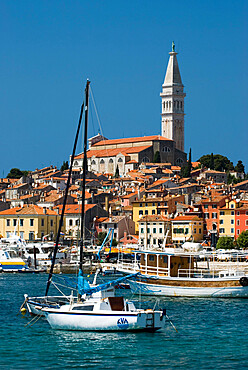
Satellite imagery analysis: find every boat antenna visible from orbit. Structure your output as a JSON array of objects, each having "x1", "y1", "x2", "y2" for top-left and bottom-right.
[
  {"x1": 45, "y1": 87, "x2": 85, "y2": 297},
  {"x1": 79, "y1": 79, "x2": 90, "y2": 272}
]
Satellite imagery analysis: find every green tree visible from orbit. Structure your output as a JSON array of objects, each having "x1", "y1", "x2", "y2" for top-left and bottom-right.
[
  {"x1": 198, "y1": 154, "x2": 234, "y2": 172},
  {"x1": 115, "y1": 165, "x2": 120, "y2": 178},
  {"x1": 7, "y1": 168, "x2": 24, "y2": 179},
  {"x1": 111, "y1": 238, "x2": 118, "y2": 246},
  {"x1": 237, "y1": 230, "x2": 248, "y2": 249},
  {"x1": 61, "y1": 161, "x2": 69, "y2": 171},
  {"x1": 210, "y1": 153, "x2": 214, "y2": 170},
  {"x1": 97, "y1": 232, "x2": 107, "y2": 246},
  {"x1": 153, "y1": 151, "x2": 161, "y2": 163},
  {"x1": 216, "y1": 236, "x2": 234, "y2": 250},
  {"x1": 180, "y1": 148, "x2": 192, "y2": 178},
  {"x1": 234, "y1": 160, "x2": 245, "y2": 173}
]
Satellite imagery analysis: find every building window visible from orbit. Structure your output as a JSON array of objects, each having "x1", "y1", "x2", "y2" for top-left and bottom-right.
[
  {"x1": 204, "y1": 213, "x2": 209, "y2": 219},
  {"x1": 231, "y1": 211, "x2": 234, "y2": 216},
  {"x1": 185, "y1": 228, "x2": 189, "y2": 234},
  {"x1": 159, "y1": 228, "x2": 163, "y2": 234},
  {"x1": 152, "y1": 210, "x2": 155, "y2": 215},
  {"x1": 231, "y1": 219, "x2": 234, "y2": 224},
  {"x1": 199, "y1": 228, "x2": 202, "y2": 234},
  {"x1": 29, "y1": 232, "x2": 34, "y2": 241},
  {"x1": 219, "y1": 228, "x2": 225, "y2": 233},
  {"x1": 153, "y1": 239, "x2": 156, "y2": 244},
  {"x1": 20, "y1": 219, "x2": 24, "y2": 227},
  {"x1": 69, "y1": 219, "x2": 73, "y2": 226},
  {"x1": 142, "y1": 157, "x2": 150, "y2": 163},
  {"x1": 41, "y1": 218, "x2": 44, "y2": 227},
  {"x1": 246, "y1": 211, "x2": 248, "y2": 216},
  {"x1": 194, "y1": 228, "x2": 196, "y2": 234},
  {"x1": 109, "y1": 158, "x2": 114, "y2": 163},
  {"x1": 141, "y1": 228, "x2": 144, "y2": 233},
  {"x1": 50, "y1": 220, "x2": 53, "y2": 227},
  {"x1": 139, "y1": 210, "x2": 143, "y2": 216},
  {"x1": 153, "y1": 228, "x2": 156, "y2": 233},
  {"x1": 91, "y1": 160, "x2": 96, "y2": 165},
  {"x1": 246, "y1": 220, "x2": 248, "y2": 226},
  {"x1": 230, "y1": 204, "x2": 234, "y2": 209},
  {"x1": 114, "y1": 224, "x2": 117, "y2": 229},
  {"x1": 237, "y1": 220, "x2": 240, "y2": 226},
  {"x1": 237, "y1": 211, "x2": 240, "y2": 216},
  {"x1": 139, "y1": 203, "x2": 143, "y2": 207},
  {"x1": 118, "y1": 158, "x2": 123, "y2": 163},
  {"x1": 231, "y1": 228, "x2": 234, "y2": 234},
  {"x1": 237, "y1": 229, "x2": 240, "y2": 235},
  {"x1": 204, "y1": 205, "x2": 208, "y2": 209},
  {"x1": 147, "y1": 228, "x2": 150, "y2": 233},
  {"x1": 30, "y1": 219, "x2": 34, "y2": 227},
  {"x1": 212, "y1": 213, "x2": 217, "y2": 219},
  {"x1": 212, "y1": 204, "x2": 217, "y2": 209},
  {"x1": 145, "y1": 210, "x2": 148, "y2": 215},
  {"x1": 220, "y1": 211, "x2": 224, "y2": 215},
  {"x1": 13, "y1": 219, "x2": 17, "y2": 226},
  {"x1": 6, "y1": 219, "x2": 10, "y2": 226},
  {"x1": 220, "y1": 220, "x2": 223, "y2": 224}
]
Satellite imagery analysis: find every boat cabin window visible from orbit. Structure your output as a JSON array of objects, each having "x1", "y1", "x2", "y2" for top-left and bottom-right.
[
  {"x1": 72, "y1": 305, "x2": 94, "y2": 311},
  {"x1": 4, "y1": 251, "x2": 10, "y2": 259},
  {"x1": 148, "y1": 255, "x2": 155, "y2": 261}
]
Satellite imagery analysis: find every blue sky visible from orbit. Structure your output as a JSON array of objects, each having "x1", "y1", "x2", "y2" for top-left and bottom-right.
[{"x1": 1, "y1": 0, "x2": 247, "y2": 176}]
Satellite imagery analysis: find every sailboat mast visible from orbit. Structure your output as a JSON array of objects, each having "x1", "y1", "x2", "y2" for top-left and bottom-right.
[{"x1": 79, "y1": 79, "x2": 90, "y2": 271}]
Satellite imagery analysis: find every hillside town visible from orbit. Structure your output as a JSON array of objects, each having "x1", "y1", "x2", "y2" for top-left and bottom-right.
[{"x1": 0, "y1": 44, "x2": 247, "y2": 254}]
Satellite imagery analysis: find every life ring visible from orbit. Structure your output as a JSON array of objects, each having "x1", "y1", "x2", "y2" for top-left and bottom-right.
[{"x1": 239, "y1": 276, "x2": 248, "y2": 287}]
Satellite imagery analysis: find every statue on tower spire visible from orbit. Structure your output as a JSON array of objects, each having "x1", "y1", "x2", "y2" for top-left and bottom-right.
[{"x1": 172, "y1": 41, "x2": 175, "y2": 52}]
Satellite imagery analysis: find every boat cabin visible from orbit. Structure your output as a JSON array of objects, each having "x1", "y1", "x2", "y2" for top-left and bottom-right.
[{"x1": 135, "y1": 251, "x2": 194, "y2": 277}]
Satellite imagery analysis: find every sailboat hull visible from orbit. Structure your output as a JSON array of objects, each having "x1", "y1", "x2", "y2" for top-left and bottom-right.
[{"x1": 44, "y1": 309, "x2": 165, "y2": 331}]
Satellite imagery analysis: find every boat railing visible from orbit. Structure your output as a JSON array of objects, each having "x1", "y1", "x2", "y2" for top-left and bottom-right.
[
  {"x1": 117, "y1": 261, "x2": 169, "y2": 276},
  {"x1": 178, "y1": 267, "x2": 247, "y2": 279}
]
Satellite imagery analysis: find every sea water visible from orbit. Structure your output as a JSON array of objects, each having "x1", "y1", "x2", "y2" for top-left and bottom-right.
[{"x1": 0, "y1": 273, "x2": 247, "y2": 369}]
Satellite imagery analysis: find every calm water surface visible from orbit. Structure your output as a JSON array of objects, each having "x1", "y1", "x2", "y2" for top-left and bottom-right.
[{"x1": 0, "y1": 273, "x2": 247, "y2": 369}]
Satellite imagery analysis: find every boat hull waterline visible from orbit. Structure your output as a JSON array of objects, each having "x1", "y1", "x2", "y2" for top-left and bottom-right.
[
  {"x1": 129, "y1": 280, "x2": 248, "y2": 298},
  {"x1": 43, "y1": 309, "x2": 165, "y2": 331}
]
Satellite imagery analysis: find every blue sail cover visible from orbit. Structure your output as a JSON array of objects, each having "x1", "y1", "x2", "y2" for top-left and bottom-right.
[
  {"x1": 78, "y1": 269, "x2": 91, "y2": 295},
  {"x1": 78, "y1": 272, "x2": 138, "y2": 296}
]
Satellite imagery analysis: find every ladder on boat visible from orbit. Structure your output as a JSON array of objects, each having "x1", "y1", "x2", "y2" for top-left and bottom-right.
[{"x1": 146, "y1": 312, "x2": 154, "y2": 328}]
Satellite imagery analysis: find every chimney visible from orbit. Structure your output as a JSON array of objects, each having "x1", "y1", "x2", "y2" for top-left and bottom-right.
[{"x1": 43, "y1": 207, "x2": 47, "y2": 214}]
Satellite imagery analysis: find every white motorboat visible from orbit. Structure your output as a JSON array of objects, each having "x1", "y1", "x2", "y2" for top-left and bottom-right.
[
  {"x1": 0, "y1": 247, "x2": 27, "y2": 272},
  {"x1": 42, "y1": 273, "x2": 166, "y2": 332},
  {"x1": 117, "y1": 250, "x2": 248, "y2": 298}
]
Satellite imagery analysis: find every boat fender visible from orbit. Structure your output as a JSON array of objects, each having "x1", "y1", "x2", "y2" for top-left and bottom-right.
[
  {"x1": 21, "y1": 307, "x2": 27, "y2": 315},
  {"x1": 239, "y1": 276, "x2": 248, "y2": 287}
]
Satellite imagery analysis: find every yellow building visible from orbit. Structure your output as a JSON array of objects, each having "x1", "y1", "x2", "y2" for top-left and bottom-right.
[
  {"x1": 132, "y1": 196, "x2": 162, "y2": 233},
  {"x1": 219, "y1": 199, "x2": 237, "y2": 238},
  {"x1": 0, "y1": 205, "x2": 61, "y2": 241},
  {"x1": 171, "y1": 216, "x2": 203, "y2": 244}
]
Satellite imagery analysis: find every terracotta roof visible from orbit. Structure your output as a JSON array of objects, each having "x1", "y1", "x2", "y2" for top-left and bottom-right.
[
  {"x1": 55, "y1": 204, "x2": 96, "y2": 214},
  {"x1": 0, "y1": 205, "x2": 57, "y2": 215},
  {"x1": 138, "y1": 215, "x2": 169, "y2": 222},
  {"x1": 91, "y1": 135, "x2": 172, "y2": 147},
  {"x1": 172, "y1": 216, "x2": 203, "y2": 221},
  {"x1": 75, "y1": 146, "x2": 152, "y2": 160}
]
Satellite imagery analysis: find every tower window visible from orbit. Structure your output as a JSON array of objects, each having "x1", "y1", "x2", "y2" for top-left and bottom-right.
[{"x1": 162, "y1": 147, "x2": 171, "y2": 152}]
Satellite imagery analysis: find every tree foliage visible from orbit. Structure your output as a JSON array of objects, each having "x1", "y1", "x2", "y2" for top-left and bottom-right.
[
  {"x1": 7, "y1": 168, "x2": 25, "y2": 179},
  {"x1": 97, "y1": 232, "x2": 107, "y2": 246},
  {"x1": 115, "y1": 165, "x2": 120, "y2": 178},
  {"x1": 180, "y1": 148, "x2": 192, "y2": 178},
  {"x1": 234, "y1": 160, "x2": 245, "y2": 173},
  {"x1": 198, "y1": 154, "x2": 234, "y2": 172},
  {"x1": 153, "y1": 151, "x2": 161, "y2": 163},
  {"x1": 237, "y1": 231, "x2": 248, "y2": 249},
  {"x1": 216, "y1": 236, "x2": 234, "y2": 250},
  {"x1": 61, "y1": 161, "x2": 69, "y2": 172}
]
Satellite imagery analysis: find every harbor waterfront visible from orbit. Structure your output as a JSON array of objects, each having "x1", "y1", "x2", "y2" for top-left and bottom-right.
[{"x1": 1, "y1": 273, "x2": 247, "y2": 369}]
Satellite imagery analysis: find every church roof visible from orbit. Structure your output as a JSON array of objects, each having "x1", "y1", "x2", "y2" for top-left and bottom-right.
[
  {"x1": 91, "y1": 135, "x2": 172, "y2": 147},
  {"x1": 163, "y1": 51, "x2": 182, "y2": 86}
]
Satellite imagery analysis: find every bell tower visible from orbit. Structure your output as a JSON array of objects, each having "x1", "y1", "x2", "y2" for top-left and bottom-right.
[{"x1": 160, "y1": 42, "x2": 186, "y2": 152}]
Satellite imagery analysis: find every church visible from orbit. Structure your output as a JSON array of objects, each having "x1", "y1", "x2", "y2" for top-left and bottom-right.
[{"x1": 73, "y1": 44, "x2": 187, "y2": 176}]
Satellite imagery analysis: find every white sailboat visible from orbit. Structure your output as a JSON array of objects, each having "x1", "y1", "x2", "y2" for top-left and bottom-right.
[{"x1": 23, "y1": 80, "x2": 167, "y2": 332}]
